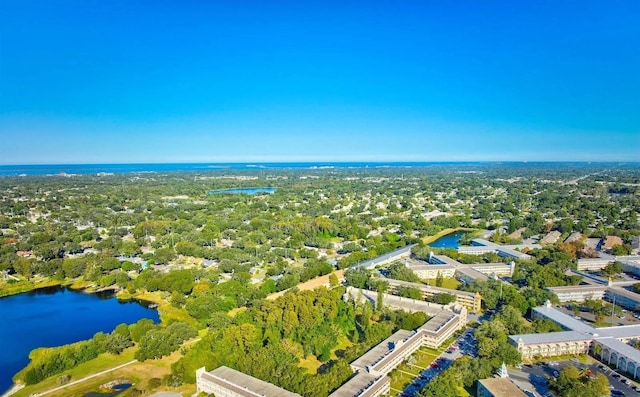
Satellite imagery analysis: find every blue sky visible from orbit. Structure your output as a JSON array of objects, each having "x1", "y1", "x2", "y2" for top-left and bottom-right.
[{"x1": 1, "y1": 1, "x2": 638, "y2": 164}]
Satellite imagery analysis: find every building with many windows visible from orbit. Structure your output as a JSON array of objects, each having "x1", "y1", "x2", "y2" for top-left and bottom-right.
[
  {"x1": 509, "y1": 301, "x2": 640, "y2": 379},
  {"x1": 384, "y1": 278, "x2": 482, "y2": 313},
  {"x1": 196, "y1": 366, "x2": 301, "y2": 397}
]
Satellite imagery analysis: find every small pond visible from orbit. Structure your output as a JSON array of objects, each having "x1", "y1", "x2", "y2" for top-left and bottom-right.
[
  {"x1": 428, "y1": 231, "x2": 468, "y2": 249},
  {"x1": 208, "y1": 187, "x2": 277, "y2": 195}
]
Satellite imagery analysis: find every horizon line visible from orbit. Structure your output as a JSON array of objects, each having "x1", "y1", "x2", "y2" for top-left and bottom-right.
[{"x1": 1, "y1": 160, "x2": 638, "y2": 167}]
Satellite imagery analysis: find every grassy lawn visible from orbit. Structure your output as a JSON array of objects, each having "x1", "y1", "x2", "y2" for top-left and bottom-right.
[
  {"x1": 387, "y1": 345, "x2": 447, "y2": 396},
  {"x1": 299, "y1": 336, "x2": 353, "y2": 374},
  {"x1": 389, "y1": 370, "x2": 414, "y2": 394},
  {"x1": 298, "y1": 355, "x2": 322, "y2": 374},
  {"x1": 421, "y1": 278, "x2": 461, "y2": 290},
  {"x1": 0, "y1": 277, "x2": 65, "y2": 298},
  {"x1": 409, "y1": 349, "x2": 439, "y2": 369},
  {"x1": 330, "y1": 335, "x2": 353, "y2": 360},
  {"x1": 12, "y1": 347, "x2": 197, "y2": 397}
]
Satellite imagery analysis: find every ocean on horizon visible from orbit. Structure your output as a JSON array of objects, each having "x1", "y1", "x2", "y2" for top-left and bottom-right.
[{"x1": 0, "y1": 162, "x2": 479, "y2": 176}]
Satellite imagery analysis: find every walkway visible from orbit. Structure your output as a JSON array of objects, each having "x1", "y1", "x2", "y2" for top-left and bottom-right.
[{"x1": 31, "y1": 360, "x2": 137, "y2": 397}]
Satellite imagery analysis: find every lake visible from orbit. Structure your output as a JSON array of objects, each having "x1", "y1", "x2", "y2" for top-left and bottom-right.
[
  {"x1": 0, "y1": 287, "x2": 159, "y2": 394},
  {"x1": 208, "y1": 187, "x2": 277, "y2": 195},
  {"x1": 428, "y1": 231, "x2": 467, "y2": 248}
]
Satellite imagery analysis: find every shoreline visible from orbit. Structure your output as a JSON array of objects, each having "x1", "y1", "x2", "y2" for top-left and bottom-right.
[{"x1": 1, "y1": 383, "x2": 24, "y2": 397}]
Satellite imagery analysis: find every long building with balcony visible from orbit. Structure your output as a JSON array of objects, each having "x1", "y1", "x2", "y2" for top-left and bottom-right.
[
  {"x1": 457, "y1": 238, "x2": 539, "y2": 260},
  {"x1": 509, "y1": 301, "x2": 640, "y2": 379},
  {"x1": 384, "y1": 278, "x2": 482, "y2": 313}
]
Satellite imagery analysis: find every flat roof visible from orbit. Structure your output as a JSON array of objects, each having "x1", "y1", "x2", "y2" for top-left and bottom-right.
[
  {"x1": 429, "y1": 254, "x2": 462, "y2": 266},
  {"x1": 348, "y1": 287, "x2": 444, "y2": 316},
  {"x1": 385, "y1": 278, "x2": 477, "y2": 298},
  {"x1": 600, "y1": 324, "x2": 640, "y2": 339},
  {"x1": 351, "y1": 330, "x2": 414, "y2": 371},
  {"x1": 455, "y1": 266, "x2": 489, "y2": 281},
  {"x1": 533, "y1": 305, "x2": 597, "y2": 334},
  {"x1": 419, "y1": 310, "x2": 458, "y2": 334},
  {"x1": 510, "y1": 330, "x2": 593, "y2": 345},
  {"x1": 353, "y1": 245, "x2": 416, "y2": 269},
  {"x1": 547, "y1": 285, "x2": 606, "y2": 294},
  {"x1": 328, "y1": 373, "x2": 384, "y2": 397},
  {"x1": 607, "y1": 287, "x2": 640, "y2": 302},
  {"x1": 203, "y1": 366, "x2": 300, "y2": 397},
  {"x1": 478, "y1": 378, "x2": 527, "y2": 397},
  {"x1": 593, "y1": 337, "x2": 640, "y2": 364},
  {"x1": 408, "y1": 264, "x2": 456, "y2": 272}
]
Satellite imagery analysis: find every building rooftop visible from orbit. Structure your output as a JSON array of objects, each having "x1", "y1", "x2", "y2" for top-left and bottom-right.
[
  {"x1": 455, "y1": 266, "x2": 490, "y2": 281},
  {"x1": 603, "y1": 236, "x2": 623, "y2": 250},
  {"x1": 593, "y1": 336, "x2": 640, "y2": 364},
  {"x1": 533, "y1": 305, "x2": 597, "y2": 334},
  {"x1": 470, "y1": 262, "x2": 512, "y2": 270},
  {"x1": 407, "y1": 263, "x2": 456, "y2": 272},
  {"x1": 351, "y1": 330, "x2": 414, "y2": 371},
  {"x1": 385, "y1": 278, "x2": 477, "y2": 298},
  {"x1": 477, "y1": 378, "x2": 527, "y2": 397},
  {"x1": 347, "y1": 287, "x2": 444, "y2": 316},
  {"x1": 547, "y1": 285, "x2": 606, "y2": 294},
  {"x1": 353, "y1": 245, "x2": 416, "y2": 270},
  {"x1": 419, "y1": 310, "x2": 458, "y2": 334},
  {"x1": 202, "y1": 366, "x2": 301, "y2": 397},
  {"x1": 607, "y1": 286, "x2": 640, "y2": 302},
  {"x1": 541, "y1": 230, "x2": 562, "y2": 245},
  {"x1": 600, "y1": 324, "x2": 640, "y2": 339},
  {"x1": 429, "y1": 254, "x2": 462, "y2": 266},
  {"x1": 510, "y1": 330, "x2": 594, "y2": 345},
  {"x1": 328, "y1": 373, "x2": 385, "y2": 397}
]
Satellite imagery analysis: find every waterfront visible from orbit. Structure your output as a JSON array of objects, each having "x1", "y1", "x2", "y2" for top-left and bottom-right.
[{"x1": 0, "y1": 287, "x2": 159, "y2": 394}]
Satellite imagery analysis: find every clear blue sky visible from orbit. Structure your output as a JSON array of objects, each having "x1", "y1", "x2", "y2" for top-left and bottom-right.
[{"x1": 1, "y1": 1, "x2": 639, "y2": 164}]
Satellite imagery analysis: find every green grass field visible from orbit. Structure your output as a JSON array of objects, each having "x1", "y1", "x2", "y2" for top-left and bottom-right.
[{"x1": 421, "y1": 278, "x2": 461, "y2": 290}]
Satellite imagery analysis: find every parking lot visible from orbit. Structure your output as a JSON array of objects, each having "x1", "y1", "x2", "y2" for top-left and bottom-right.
[{"x1": 512, "y1": 359, "x2": 640, "y2": 397}]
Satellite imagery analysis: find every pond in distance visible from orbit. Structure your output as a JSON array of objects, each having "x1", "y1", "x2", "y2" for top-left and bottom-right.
[
  {"x1": 208, "y1": 187, "x2": 277, "y2": 195},
  {"x1": 427, "y1": 231, "x2": 468, "y2": 249},
  {"x1": 0, "y1": 287, "x2": 159, "y2": 393}
]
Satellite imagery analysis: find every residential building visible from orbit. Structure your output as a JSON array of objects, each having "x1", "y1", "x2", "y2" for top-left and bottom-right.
[
  {"x1": 407, "y1": 263, "x2": 456, "y2": 279},
  {"x1": 477, "y1": 378, "x2": 528, "y2": 397},
  {"x1": 603, "y1": 236, "x2": 624, "y2": 251},
  {"x1": 509, "y1": 301, "x2": 640, "y2": 378},
  {"x1": 576, "y1": 257, "x2": 613, "y2": 271},
  {"x1": 196, "y1": 366, "x2": 301, "y2": 397},
  {"x1": 457, "y1": 238, "x2": 539, "y2": 260},
  {"x1": 565, "y1": 232, "x2": 583, "y2": 244},
  {"x1": 540, "y1": 231, "x2": 562, "y2": 245},
  {"x1": 354, "y1": 245, "x2": 416, "y2": 270},
  {"x1": 384, "y1": 278, "x2": 482, "y2": 313},
  {"x1": 547, "y1": 285, "x2": 606, "y2": 303}
]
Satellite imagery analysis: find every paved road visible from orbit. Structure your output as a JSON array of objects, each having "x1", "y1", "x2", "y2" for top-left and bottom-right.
[{"x1": 31, "y1": 360, "x2": 138, "y2": 397}]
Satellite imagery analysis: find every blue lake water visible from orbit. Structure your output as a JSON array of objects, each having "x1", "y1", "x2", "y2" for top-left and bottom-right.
[
  {"x1": 428, "y1": 231, "x2": 467, "y2": 248},
  {"x1": 0, "y1": 287, "x2": 159, "y2": 393},
  {"x1": 208, "y1": 187, "x2": 277, "y2": 195}
]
